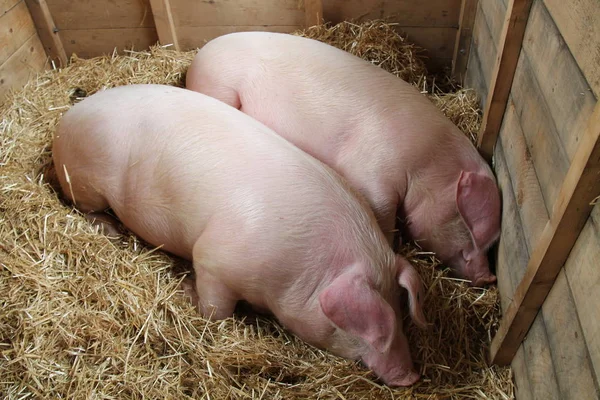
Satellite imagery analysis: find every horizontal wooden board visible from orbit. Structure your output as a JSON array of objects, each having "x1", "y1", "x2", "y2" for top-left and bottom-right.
[
  {"x1": 542, "y1": 269, "x2": 598, "y2": 399},
  {"x1": 0, "y1": 0, "x2": 20, "y2": 15},
  {"x1": 0, "y1": 0, "x2": 36, "y2": 65},
  {"x1": 45, "y1": 0, "x2": 154, "y2": 30},
  {"x1": 170, "y1": 0, "x2": 304, "y2": 27},
  {"x1": 0, "y1": 33, "x2": 47, "y2": 103},
  {"x1": 400, "y1": 27, "x2": 457, "y2": 60},
  {"x1": 60, "y1": 28, "x2": 158, "y2": 58},
  {"x1": 522, "y1": 0, "x2": 597, "y2": 162},
  {"x1": 509, "y1": 50, "x2": 570, "y2": 215},
  {"x1": 543, "y1": 0, "x2": 600, "y2": 97},
  {"x1": 323, "y1": 0, "x2": 462, "y2": 27},
  {"x1": 176, "y1": 25, "x2": 301, "y2": 50},
  {"x1": 564, "y1": 205, "x2": 600, "y2": 390},
  {"x1": 498, "y1": 98, "x2": 548, "y2": 251}
]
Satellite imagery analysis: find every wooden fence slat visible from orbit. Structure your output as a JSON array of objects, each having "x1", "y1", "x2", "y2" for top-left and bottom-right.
[
  {"x1": 476, "y1": 0, "x2": 533, "y2": 161},
  {"x1": 24, "y1": 0, "x2": 67, "y2": 67},
  {"x1": 149, "y1": 0, "x2": 179, "y2": 50},
  {"x1": 489, "y1": 101, "x2": 600, "y2": 366},
  {"x1": 304, "y1": 0, "x2": 322, "y2": 27},
  {"x1": 451, "y1": 0, "x2": 479, "y2": 82}
]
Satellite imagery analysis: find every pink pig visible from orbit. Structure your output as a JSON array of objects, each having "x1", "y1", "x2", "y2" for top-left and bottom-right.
[
  {"x1": 186, "y1": 32, "x2": 501, "y2": 287},
  {"x1": 52, "y1": 84, "x2": 428, "y2": 387}
]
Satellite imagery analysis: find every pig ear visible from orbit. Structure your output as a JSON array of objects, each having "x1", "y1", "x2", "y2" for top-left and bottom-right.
[
  {"x1": 396, "y1": 256, "x2": 428, "y2": 329},
  {"x1": 319, "y1": 266, "x2": 395, "y2": 353},
  {"x1": 456, "y1": 171, "x2": 501, "y2": 250}
]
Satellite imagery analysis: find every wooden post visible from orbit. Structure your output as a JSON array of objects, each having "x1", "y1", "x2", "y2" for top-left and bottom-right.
[
  {"x1": 304, "y1": 0, "x2": 323, "y2": 27},
  {"x1": 149, "y1": 0, "x2": 179, "y2": 50},
  {"x1": 24, "y1": 0, "x2": 67, "y2": 68},
  {"x1": 489, "y1": 101, "x2": 600, "y2": 366},
  {"x1": 451, "y1": 0, "x2": 479, "y2": 83},
  {"x1": 476, "y1": 0, "x2": 533, "y2": 162}
]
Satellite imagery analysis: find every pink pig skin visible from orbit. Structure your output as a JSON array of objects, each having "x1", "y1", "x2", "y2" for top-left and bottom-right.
[
  {"x1": 52, "y1": 84, "x2": 428, "y2": 387},
  {"x1": 186, "y1": 32, "x2": 501, "y2": 287}
]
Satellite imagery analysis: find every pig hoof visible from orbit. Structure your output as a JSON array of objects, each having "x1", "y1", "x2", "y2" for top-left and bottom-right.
[{"x1": 387, "y1": 370, "x2": 420, "y2": 387}]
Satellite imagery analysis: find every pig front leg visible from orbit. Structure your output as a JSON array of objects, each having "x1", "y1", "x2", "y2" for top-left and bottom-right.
[{"x1": 192, "y1": 263, "x2": 239, "y2": 320}]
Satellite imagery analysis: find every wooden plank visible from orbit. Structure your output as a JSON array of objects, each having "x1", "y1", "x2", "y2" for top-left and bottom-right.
[
  {"x1": 476, "y1": 0, "x2": 534, "y2": 162},
  {"x1": 170, "y1": 0, "x2": 304, "y2": 27},
  {"x1": 543, "y1": 0, "x2": 600, "y2": 98},
  {"x1": 323, "y1": 0, "x2": 462, "y2": 27},
  {"x1": 564, "y1": 205, "x2": 600, "y2": 388},
  {"x1": 464, "y1": 47, "x2": 487, "y2": 108},
  {"x1": 176, "y1": 25, "x2": 302, "y2": 50},
  {"x1": 466, "y1": 0, "x2": 497, "y2": 99},
  {"x1": 0, "y1": 33, "x2": 47, "y2": 103},
  {"x1": 45, "y1": 0, "x2": 154, "y2": 29},
  {"x1": 25, "y1": 0, "x2": 67, "y2": 68},
  {"x1": 0, "y1": 0, "x2": 21, "y2": 16},
  {"x1": 512, "y1": 346, "x2": 533, "y2": 400},
  {"x1": 0, "y1": 0, "x2": 36, "y2": 65},
  {"x1": 149, "y1": 0, "x2": 179, "y2": 50},
  {"x1": 400, "y1": 27, "x2": 457, "y2": 60},
  {"x1": 522, "y1": 0, "x2": 597, "y2": 162},
  {"x1": 451, "y1": 0, "x2": 479, "y2": 82},
  {"x1": 60, "y1": 28, "x2": 158, "y2": 58},
  {"x1": 542, "y1": 269, "x2": 598, "y2": 399},
  {"x1": 498, "y1": 98, "x2": 548, "y2": 251},
  {"x1": 510, "y1": 52, "x2": 570, "y2": 215},
  {"x1": 479, "y1": 0, "x2": 508, "y2": 45},
  {"x1": 520, "y1": 312, "x2": 561, "y2": 399},
  {"x1": 490, "y1": 101, "x2": 600, "y2": 366},
  {"x1": 304, "y1": 0, "x2": 322, "y2": 27}
]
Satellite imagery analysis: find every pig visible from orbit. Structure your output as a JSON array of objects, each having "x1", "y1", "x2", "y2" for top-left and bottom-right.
[
  {"x1": 52, "y1": 83, "x2": 428, "y2": 387},
  {"x1": 185, "y1": 32, "x2": 502, "y2": 287}
]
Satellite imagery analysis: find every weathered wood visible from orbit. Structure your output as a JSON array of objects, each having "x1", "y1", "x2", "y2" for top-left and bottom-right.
[
  {"x1": 0, "y1": 33, "x2": 47, "y2": 103},
  {"x1": 564, "y1": 205, "x2": 600, "y2": 388},
  {"x1": 498, "y1": 98, "x2": 548, "y2": 251},
  {"x1": 0, "y1": 0, "x2": 37, "y2": 65},
  {"x1": 0, "y1": 0, "x2": 20, "y2": 15},
  {"x1": 465, "y1": 1, "x2": 497, "y2": 100},
  {"x1": 479, "y1": 0, "x2": 508, "y2": 45},
  {"x1": 543, "y1": 0, "x2": 600, "y2": 97},
  {"x1": 304, "y1": 0, "x2": 322, "y2": 27},
  {"x1": 24, "y1": 0, "x2": 67, "y2": 67},
  {"x1": 44, "y1": 0, "x2": 154, "y2": 30},
  {"x1": 510, "y1": 52, "x2": 571, "y2": 215},
  {"x1": 511, "y1": 346, "x2": 533, "y2": 400},
  {"x1": 476, "y1": 0, "x2": 534, "y2": 161},
  {"x1": 175, "y1": 25, "x2": 302, "y2": 50},
  {"x1": 490, "y1": 101, "x2": 600, "y2": 366},
  {"x1": 451, "y1": 0, "x2": 478, "y2": 81},
  {"x1": 465, "y1": 49, "x2": 487, "y2": 108},
  {"x1": 59, "y1": 28, "x2": 158, "y2": 59},
  {"x1": 323, "y1": 0, "x2": 461, "y2": 27},
  {"x1": 542, "y1": 269, "x2": 598, "y2": 399},
  {"x1": 522, "y1": 0, "x2": 597, "y2": 162},
  {"x1": 148, "y1": 0, "x2": 179, "y2": 50},
  {"x1": 169, "y1": 0, "x2": 304, "y2": 27},
  {"x1": 400, "y1": 27, "x2": 457, "y2": 61}
]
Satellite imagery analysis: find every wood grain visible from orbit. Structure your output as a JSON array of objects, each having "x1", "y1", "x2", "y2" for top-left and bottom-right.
[
  {"x1": 45, "y1": 0, "x2": 154, "y2": 30},
  {"x1": 476, "y1": 0, "x2": 534, "y2": 161},
  {"x1": 0, "y1": 0, "x2": 36, "y2": 65},
  {"x1": 25, "y1": 0, "x2": 67, "y2": 67},
  {"x1": 0, "y1": 0, "x2": 20, "y2": 15},
  {"x1": 543, "y1": 0, "x2": 600, "y2": 97},
  {"x1": 0, "y1": 33, "x2": 47, "y2": 103},
  {"x1": 149, "y1": 0, "x2": 179, "y2": 50},
  {"x1": 451, "y1": 0, "x2": 479, "y2": 81},
  {"x1": 490, "y1": 101, "x2": 600, "y2": 366},
  {"x1": 60, "y1": 28, "x2": 158, "y2": 58},
  {"x1": 304, "y1": 0, "x2": 323, "y2": 27}
]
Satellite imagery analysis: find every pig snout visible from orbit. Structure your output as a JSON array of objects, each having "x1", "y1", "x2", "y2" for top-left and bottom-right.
[
  {"x1": 471, "y1": 271, "x2": 497, "y2": 287},
  {"x1": 362, "y1": 331, "x2": 421, "y2": 387}
]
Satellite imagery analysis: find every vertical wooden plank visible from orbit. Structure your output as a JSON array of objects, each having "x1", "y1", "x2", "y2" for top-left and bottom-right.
[
  {"x1": 148, "y1": 0, "x2": 179, "y2": 50},
  {"x1": 304, "y1": 0, "x2": 322, "y2": 27},
  {"x1": 451, "y1": 0, "x2": 479, "y2": 82},
  {"x1": 24, "y1": 0, "x2": 67, "y2": 67},
  {"x1": 490, "y1": 101, "x2": 600, "y2": 366},
  {"x1": 476, "y1": 0, "x2": 534, "y2": 161}
]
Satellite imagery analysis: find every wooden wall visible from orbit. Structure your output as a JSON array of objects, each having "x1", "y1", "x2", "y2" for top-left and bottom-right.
[
  {"x1": 0, "y1": 0, "x2": 47, "y2": 103},
  {"x1": 466, "y1": 0, "x2": 600, "y2": 399}
]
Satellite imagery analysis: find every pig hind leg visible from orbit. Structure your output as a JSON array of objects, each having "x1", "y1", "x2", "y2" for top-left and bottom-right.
[{"x1": 192, "y1": 265, "x2": 239, "y2": 320}]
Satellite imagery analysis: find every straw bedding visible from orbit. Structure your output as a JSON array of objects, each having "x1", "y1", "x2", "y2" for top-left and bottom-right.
[{"x1": 0, "y1": 20, "x2": 513, "y2": 399}]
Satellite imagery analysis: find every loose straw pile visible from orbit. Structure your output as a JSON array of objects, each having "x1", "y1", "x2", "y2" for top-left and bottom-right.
[{"x1": 0, "y1": 20, "x2": 512, "y2": 399}]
